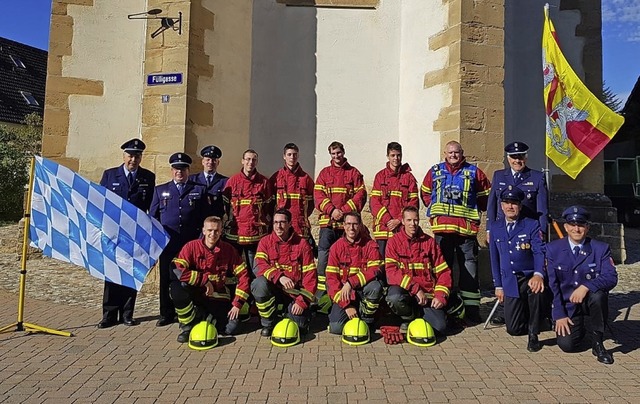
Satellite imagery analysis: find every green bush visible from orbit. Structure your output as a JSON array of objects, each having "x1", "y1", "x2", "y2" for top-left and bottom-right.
[{"x1": 0, "y1": 113, "x2": 43, "y2": 221}]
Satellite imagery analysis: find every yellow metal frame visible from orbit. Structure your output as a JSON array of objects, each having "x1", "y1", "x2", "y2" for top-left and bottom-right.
[{"x1": 0, "y1": 157, "x2": 72, "y2": 337}]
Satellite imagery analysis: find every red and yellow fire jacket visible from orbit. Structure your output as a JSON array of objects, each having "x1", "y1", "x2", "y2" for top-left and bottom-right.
[
  {"x1": 385, "y1": 227, "x2": 452, "y2": 305},
  {"x1": 314, "y1": 159, "x2": 367, "y2": 229},
  {"x1": 420, "y1": 159, "x2": 491, "y2": 236},
  {"x1": 326, "y1": 233, "x2": 382, "y2": 308},
  {"x1": 223, "y1": 169, "x2": 273, "y2": 244},
  {"x1": 255, "y1": 231, "x2": 317, "y2": 309},
  {"x1": 370, "y1": 162, "x2": 419, "y2": 240},
  {"x1": 172, "y1": 238, "x2": 251, "y2": 308},
  {"x1": 269, "y1": 164, "x2": 315, "y2": 238}
]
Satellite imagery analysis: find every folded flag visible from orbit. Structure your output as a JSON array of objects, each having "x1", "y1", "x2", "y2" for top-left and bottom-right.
[
  {"x1": 543, "y1": 6, "x2": 624, "y2": 179},
  {"x1": 29, "y1": 156, "x2": 170, "y2": 291}
]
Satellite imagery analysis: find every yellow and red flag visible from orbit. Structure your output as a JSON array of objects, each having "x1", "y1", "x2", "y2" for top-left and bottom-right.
[{"x1": 542, "y1": 6, "x2": 624, "y2": 179}]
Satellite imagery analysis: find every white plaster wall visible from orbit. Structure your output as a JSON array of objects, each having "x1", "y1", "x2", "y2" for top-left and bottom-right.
[
  {"x1": 247, "y1": 0, "x2": 448, "y2": 183},
  {"x1": 64, "y1": 0, "x2": 146, "y2": 179},
  {"x1": 314, "y1": 0, "x2": 401, "y2": 183},
  {"x1": 196, "y1": 0, "x2": 253, "y2": 176},
  {"x1": 249, "y1": 1, "x2": 318, "y2": 177},
  {"x1": 398, "y1": 0, "x2": 448, "y2": 184}
]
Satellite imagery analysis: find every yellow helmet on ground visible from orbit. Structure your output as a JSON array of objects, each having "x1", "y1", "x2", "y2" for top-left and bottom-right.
[
  {"x1": 271, "y1": 318, "x2": 300, "y2": 348},
  {"x1": 446, "y1": 293, "x2": 465, "y2": 320},
  {"x1": 341, "y1": 318, "x2": 370, "y2": 346},
  {"x1": 317, "y1": 294, "x2": 332, "y2": 315},
  {"x1": 189, "y1": 314, "x2": 218, "y2": 351},
  {"x1": 407, "y1": 318, "x2": 436, "y2": 347}
]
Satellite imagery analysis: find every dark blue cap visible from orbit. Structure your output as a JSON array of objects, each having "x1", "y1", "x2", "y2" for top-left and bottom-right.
[
  {"x1": 562, "y1": 206, "x2": 590, "y2": 224},
  {"x1": 500, "y1": 186, "x2": 525, "y2": 202},
  {"x1": 121, "y1": 139, "x2": 146, "y2": 154},
  {"x1": 200, "y1": 145, "x2": 222, "y2": 159},
  {"x1": 169, "y1": 152, "x2": 192, "y2": 168},
  {"x1": 504, "y1": 141, "x2": 529, "y2": 155}
]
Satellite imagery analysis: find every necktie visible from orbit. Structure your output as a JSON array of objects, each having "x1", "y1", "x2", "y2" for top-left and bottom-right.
[
  {"x1": 573, "y1": 246, "x2": 581, "y2": 257},
  {"x1": 177, "y1": 182, "x2": 184, "y2": 193},
  {"x1": 127, "y1": 172, "x2": 134, "y2": 186},
  {"x1": 206, "y1": 174, "x2": 213, "y2": 186},
  {"x1": 514, "y1": 172, "x2": 521, "y2": 182},
  {"x1": 507, "y1": 222, "x2": 514, "y2": 234}
]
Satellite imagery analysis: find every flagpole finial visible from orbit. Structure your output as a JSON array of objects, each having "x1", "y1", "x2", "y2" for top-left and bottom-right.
[{"x1": 544, "y1": 3, "x2": 549, "y2": 11}]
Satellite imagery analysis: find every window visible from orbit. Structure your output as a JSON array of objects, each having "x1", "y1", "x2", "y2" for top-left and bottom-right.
[
  {"x1": 10, "y1": 55, "x2": 26, "y2": 69},
  {"x1": 20, "y1": 91, "x2": 39, "y2": 106}
]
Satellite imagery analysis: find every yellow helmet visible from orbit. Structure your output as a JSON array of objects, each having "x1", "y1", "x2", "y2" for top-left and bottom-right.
[
  {"x1": 446, "y1": 293, "x2": 465, "y2": 320},
  {"x1": 317, "y1": 294, "x2": 332, "y2": 315},
  {"x1": 189, "y1": 315, "x2": 218, "y2": 351},
  {"x1": 271, "y1": 318, "x2": 300, "y2": 348},
  {"x1": 341, "y1": 318, "x2": 370, "y2": 346},
  {"x1": 407, "y1": 319, "x2": 436, "y2": 347}
]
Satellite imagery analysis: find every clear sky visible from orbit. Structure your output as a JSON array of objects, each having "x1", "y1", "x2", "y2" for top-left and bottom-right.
[{"x1": 0, "y1": 0, "x2": 638, "y2": 107}]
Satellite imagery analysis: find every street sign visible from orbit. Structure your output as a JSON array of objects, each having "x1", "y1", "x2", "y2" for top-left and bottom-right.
[{"x1": 147, "y1": 73, "x2": 183, "y2": 86}]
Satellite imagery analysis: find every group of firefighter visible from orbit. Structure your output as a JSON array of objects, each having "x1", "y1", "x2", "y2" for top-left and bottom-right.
[{"x1": 98, "y1": 137, "x2": 618, "y2": 365}]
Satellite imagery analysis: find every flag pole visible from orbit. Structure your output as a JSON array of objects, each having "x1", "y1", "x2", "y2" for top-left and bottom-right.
[{"x1": 0, "y1": 157, "x2": 72, "y2": 337}]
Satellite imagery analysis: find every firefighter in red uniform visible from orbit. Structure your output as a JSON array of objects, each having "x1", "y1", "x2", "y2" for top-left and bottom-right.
[
  {"x1": 370, "y1": 142, "x2": 419, "y2": 262},
  {"x1": 251, "y1": 209, "x2": 317, "y2": 336},
  {"x1": 170, "y1": 216, "x2": 251, "y2": 343},
  {"x1": 385, "y1": 206, "x2": 453, "y2": 336},
  {"x1": 420, "y1": 140, "x2": 491, "y2": 323},
  {"x1": 269, "y1": 143, "x2": 316, "y2": 251},
  {"x1": 314, "y1": 141, "x2": 367, "y2": 298},
  {"x1": 223, "y1": 149, "x2": 273, "y2": 275},
  {"x1": 326, "y1": 212, "x2": 384, "y2": 334}
]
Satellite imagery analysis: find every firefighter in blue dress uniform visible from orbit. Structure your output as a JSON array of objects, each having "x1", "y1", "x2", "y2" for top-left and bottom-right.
[
  {"x1": 546, "y1": 206, "x2": 618, "y2": 364},
  {"x1": 487, "y1": 141, "x2": 549, "y2": 326},
  {"x1": 489, "y1": 187, "x2": 547, "y2": 352},
  {"x1": 150, "y1": 153, "x2": 208, "y2": 326},
  {"x1": 188, "y1": 145, "x2": 229, "y2": 219},
  {"x1": 487, "y1": 141, "x2": 548, "y2": 236},
  {"x1": 98, "y1": 139, "x2": 155, "y2": 328}
]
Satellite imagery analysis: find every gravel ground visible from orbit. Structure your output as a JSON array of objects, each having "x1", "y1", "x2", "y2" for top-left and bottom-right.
[{"x1": 0, "y1": 224, "x2": 638, "y2": 317}]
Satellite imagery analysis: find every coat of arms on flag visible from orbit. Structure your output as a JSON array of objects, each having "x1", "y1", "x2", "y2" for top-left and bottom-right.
[
  {"x1": 29, "y1": 156, "x2": 170, "y2": 291},
  {"x1": 542, "y1": 6, "x2": 624, "y2": 179}
]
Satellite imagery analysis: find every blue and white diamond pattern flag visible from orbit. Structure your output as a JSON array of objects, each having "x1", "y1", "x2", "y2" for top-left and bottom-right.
[{"x1": 29, "y1": 156, "x2": 170, "y2": 291}]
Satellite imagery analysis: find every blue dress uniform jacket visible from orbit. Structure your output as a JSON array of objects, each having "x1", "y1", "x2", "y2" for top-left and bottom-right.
[
  {"x1": 546, "y1": 237, "x2": 618, "y2": 320},
  {"x1": 487, "y1": 167, "x2": 548, "y2": 232},
  {"x1": 489, "y1": 217, "x2": 545, "y2": 298},
  {"x1": 100, "y1": 165, "x2": 155, "y2": 212},
  {"x1": 99, "y1": 164, "x2": 155, "y2": 323},
  {"x1": 149, "y1": 180, "x2": 208, "y2": 249},
  {"x1": 188, "y1": 172, "x2": 228, "y2": 219}
]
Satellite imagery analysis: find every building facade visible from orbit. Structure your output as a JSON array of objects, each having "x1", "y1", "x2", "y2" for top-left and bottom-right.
[{"x1": 43, "y1": 0, "x2": 624, "y2": 263}]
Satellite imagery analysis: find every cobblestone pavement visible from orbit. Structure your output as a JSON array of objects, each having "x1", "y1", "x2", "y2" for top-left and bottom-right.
[{"x1": 1, "y1": 225, "x2": 639, "y2": 403}]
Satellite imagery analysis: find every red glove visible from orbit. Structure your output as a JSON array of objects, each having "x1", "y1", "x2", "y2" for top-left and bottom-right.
[{"x1": 380, "y1": 326, "x2": 404, "y2": 345}]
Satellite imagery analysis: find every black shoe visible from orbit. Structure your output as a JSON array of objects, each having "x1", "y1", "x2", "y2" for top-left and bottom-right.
[
  {"x1": 156, "y1": 316, "x2": 177, "y2": 327},
  {"x1": 592, "y1": 341, "x2": 614, "y2": 364},
  {"x1": 465, "y1": 313, "x2": 482, "y2": 325},
  {"x1": 123, "y1": 318, "x2": 140, "y2": 326},
  {"x1": 97, "y1": 319, "x2": 117, "y2": 329},
  {"x1": 260, "y1": 327, "x2": 273, "y2": 337},
  {"x1": 490, "y1": 316, "x2": 505, "y2": 325},
  {"x1": 527, "y1": 334, "x2": 542, "y2": 352},
  {"x1": 177, "y1": 329, "x2": 191, "y2": 343}
]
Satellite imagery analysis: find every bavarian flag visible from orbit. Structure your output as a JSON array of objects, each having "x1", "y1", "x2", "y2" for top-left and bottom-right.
[{"x1": 542, "y1": 6, "x2": 624, "y2": 179}]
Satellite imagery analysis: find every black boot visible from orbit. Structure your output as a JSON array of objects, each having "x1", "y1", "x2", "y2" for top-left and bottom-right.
[
  {"x1": 465, "y1": 306, "x2": 482, "y2": 325},
  {"x1": 527, "y1": 333, "x2": 542, "y2": 352},
  {"x1": 592, "y1": 332, "x2": 614, "y2": 364},
  {"x1": 177, "y1": 322, "x2": 196, "y2": 343}
]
